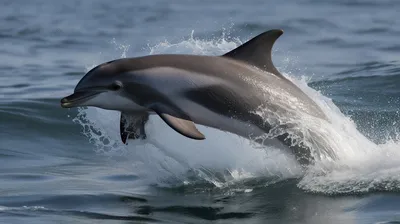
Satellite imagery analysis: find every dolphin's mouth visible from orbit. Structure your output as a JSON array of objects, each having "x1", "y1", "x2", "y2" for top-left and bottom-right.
[{"x1": 60, "y1": 90, "x2": 103, "y2": 108}]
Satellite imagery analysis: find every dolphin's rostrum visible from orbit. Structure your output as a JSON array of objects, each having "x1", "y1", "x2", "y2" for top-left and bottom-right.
[{"x1": 61, "y1": 29, "x2": 329, "y2": 164}]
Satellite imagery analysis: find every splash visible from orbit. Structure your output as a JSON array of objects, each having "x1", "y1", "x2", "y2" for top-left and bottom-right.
[
  {"x1": 73, "y1": 31, "x2": 400, "y2": 194},
  {"x1": 148, "y1": 30, "x2": 241, "y2": 56},
  {"x1": 288, "y1": 76, "x2": 400, "y2": 194},
  {"x1": 110, "y1": 38, "x2": 130, "y2": 58}
]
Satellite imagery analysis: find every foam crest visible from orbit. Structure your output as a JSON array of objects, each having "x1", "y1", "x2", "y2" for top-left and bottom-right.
[{"x1": 292, "y1": 76, "x2": 400, "y2": 193}]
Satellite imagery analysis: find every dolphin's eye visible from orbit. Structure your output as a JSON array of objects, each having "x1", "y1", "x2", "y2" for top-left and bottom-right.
[{"x1": 110, "y1": 81, "x2": 123, "y2": 91}]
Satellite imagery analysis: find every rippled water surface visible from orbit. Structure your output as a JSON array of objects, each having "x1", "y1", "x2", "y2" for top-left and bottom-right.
[{"x1": 1, "y1": 0, "x2": 400, "y2": 223}]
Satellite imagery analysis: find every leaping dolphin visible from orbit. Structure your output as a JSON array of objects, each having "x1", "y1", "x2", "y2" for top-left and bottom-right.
[{"x1": 61, "y1": 29, "x2": 330, "y2": 164}]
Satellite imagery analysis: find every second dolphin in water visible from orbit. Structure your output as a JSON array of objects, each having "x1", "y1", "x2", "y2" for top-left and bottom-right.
[{"x1": 61, "y1": 29, "x2": 330, "y2": 165}]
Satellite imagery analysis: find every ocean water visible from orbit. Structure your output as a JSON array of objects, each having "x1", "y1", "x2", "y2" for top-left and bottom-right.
[{"x1": 1, "y1": 0, "x2": 400, "y2": 223}]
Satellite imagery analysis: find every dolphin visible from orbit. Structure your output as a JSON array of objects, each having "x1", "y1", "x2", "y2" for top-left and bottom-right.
[{"x1": 61, "y1": 29, "x2": 329, "y2": 164}]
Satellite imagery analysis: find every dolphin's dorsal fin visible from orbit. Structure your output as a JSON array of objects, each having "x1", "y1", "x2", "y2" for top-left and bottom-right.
[{"x1": 222, "y1": 29, "x2": 283, "y2": 76}]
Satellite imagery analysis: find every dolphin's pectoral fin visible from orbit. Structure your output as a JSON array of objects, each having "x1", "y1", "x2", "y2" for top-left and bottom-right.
[
  {"x1": 151, "y1": 106, "x2": 205, "y2": 140},
  {"x1": 221, "y1": 29, "x2": 284, "y2": 77},
  {"x1": 120, "y1": 112, "x2": 149, "y2": 144},
  {"x1": 158, "y1": 113, "x2": 205, "y2": 140}
]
